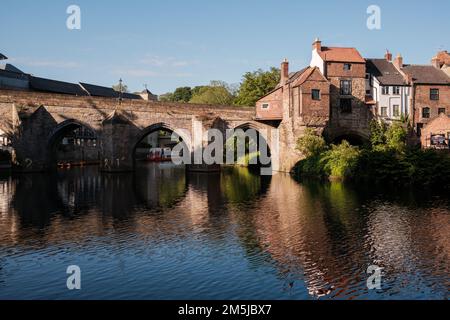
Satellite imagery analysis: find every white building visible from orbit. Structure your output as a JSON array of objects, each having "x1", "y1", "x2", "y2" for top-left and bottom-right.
[{"x1": 366, "y1": 52, "x2": 411, "y2": 121}]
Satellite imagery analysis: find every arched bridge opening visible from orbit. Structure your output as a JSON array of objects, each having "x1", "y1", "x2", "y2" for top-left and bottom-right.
[{"x1": 48, "y1": 120, "x2": 100, "y2": 168}]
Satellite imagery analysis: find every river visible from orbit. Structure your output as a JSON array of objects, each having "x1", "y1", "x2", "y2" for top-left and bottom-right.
[{"x1": 0, "y1": 163, "x2": 448, "y2": 300}]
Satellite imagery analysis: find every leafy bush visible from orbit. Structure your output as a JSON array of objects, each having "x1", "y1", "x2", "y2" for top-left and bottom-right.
[
  {"x1": 296, "y1": 128, "x2": 327, "y2": 157},
  {"x1": 321, "y1": 141, "x2": 360, "y2": 179},
  {"x1": 294, "y1": 121, "x2": 450, "y2": 188}
]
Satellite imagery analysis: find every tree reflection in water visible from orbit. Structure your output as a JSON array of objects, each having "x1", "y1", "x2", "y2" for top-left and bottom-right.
[{"x1": 0, "y1": 164, "x2": 448, "y2": 300}]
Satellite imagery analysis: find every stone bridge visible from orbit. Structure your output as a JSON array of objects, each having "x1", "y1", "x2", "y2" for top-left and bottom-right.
[{"x1": 0, "y1": 90, "x2": 293, "y2": 173}]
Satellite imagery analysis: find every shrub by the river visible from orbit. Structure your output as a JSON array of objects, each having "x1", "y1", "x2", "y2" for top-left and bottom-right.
[
  {"x1": 321, "y1": 141, "x2": 360, "y2": 180},
  {"x1": 294, "y1": 120, "x2": 450, "y2": 187}
]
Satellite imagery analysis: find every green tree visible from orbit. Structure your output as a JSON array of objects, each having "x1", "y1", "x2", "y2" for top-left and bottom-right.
[
  {"x1": 190, "y1": 81, "x2": 234, "y2": 105},
  {"x1": 159, "y1": 92, "x2": 174, "y2": 102},
  {"x1": 234, "y1": 68, "x2": 280, "y2": 106},
  {"x1": 370, "y1": 119, "x2": 387, "y2": 148},
  {"x1": 321, "y1": 141, "x2": 361, "y2": 179},
  {"x1": 172, "y1": 87, "x2": 192, "y2": 102},
  {"x1": 385, "y1": 122, "x2": 408, "y2": 152}
]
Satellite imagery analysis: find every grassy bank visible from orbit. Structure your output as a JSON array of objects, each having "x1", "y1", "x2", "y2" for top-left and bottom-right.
[{"x1": 293, "y1": 122, "x2": 450, "y2": 188}]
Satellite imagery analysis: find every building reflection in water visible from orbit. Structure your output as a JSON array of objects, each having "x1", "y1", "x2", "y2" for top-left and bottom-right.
[{"x1": 0, "y1": 164, "x2": 448, "y2": 300}]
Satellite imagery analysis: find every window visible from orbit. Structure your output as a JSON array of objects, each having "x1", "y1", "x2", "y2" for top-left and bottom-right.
[
  {"x1": 311, "y1": 89, "x2": 321, "y2": 100},
  {"x1": 430, "y1": 89, "x2": 440, "y2": 100},
  {"x1": 261, "y1": 103, "x2": 269, "y2": 109},
  {"x1": 340, "y1": 98, "x2": 352, "y2": 113},
  {"x1": 439, "y1": 108, "x2": 446, "y2": 115},
  {"x1": 340, "y1": 80, "x2": 352, "y2": 95},
  {"x1": 344, "y1": 63, "x2": 352, "y2": 71},
  {"x1": 393, "y1": 105, "x2": 400, "y2": 117},
  {"x1": 393, "y1": 86, "x2": 400, "y2": 95},
  {"x1": 422, "y1": 107, "x2": 430, "y2": 118},
  {"x1": 417, "y1": 123, "x2": 424, "y2": 137},
  {"x1": 365, "y1": 73, "x2": 370, "y2": 80},
  {"x1": 382, "y1": 86, "x2": 389, "y2": 95},
  {"x1": 380, "y1": 107, "x2": 388, "y2": 117}
]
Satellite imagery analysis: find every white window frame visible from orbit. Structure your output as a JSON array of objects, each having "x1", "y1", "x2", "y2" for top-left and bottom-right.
[{"x1": 393, "y1": 86, "x2": 400, "y2": 95}]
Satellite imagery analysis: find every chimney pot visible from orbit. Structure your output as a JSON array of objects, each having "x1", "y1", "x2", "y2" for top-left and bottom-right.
[{"x1": 385, "y1": 50, "x2": 392, "y2": 62}]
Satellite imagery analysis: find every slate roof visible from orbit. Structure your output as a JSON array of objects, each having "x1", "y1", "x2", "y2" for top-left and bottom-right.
[
  {"x1": 401, "y1": 65, "x2": 450, "y2": 85},
  {"x1": 366, "y1": 59, "x2": 407, "y2": 86},
  {"x1": 0, "y1": 63, "x2": 25, "y2": 74},
  {"x1": 319, "y1": 47, "x2": 365, "y2": 63},
  {"x1": 121, "y1": 92, "x2": 142, "y2": 100},
  {"x1": 80, "y1": 82, "x2": 120, "y2": 98},
  {"x1": 29, "y1": 76, "x2": 88, "y2": 96},
  {"x1": 0, "y1": 68, "x2": 29, "y2": 80}
]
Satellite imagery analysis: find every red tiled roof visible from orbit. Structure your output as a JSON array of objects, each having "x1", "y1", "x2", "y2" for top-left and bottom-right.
[{"x1": 319, "y1": 47, "x2": 365, "y2": 63}]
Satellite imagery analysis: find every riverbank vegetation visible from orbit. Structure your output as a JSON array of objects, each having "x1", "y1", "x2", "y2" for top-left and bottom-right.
[{"x1": 294, "y1": 121, "x2": 450, "y2": 187}]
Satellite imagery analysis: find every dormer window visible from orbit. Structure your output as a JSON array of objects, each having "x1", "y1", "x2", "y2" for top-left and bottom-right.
[{"x1": 344, "y1": 63, "x2": 352, "y2": 71}]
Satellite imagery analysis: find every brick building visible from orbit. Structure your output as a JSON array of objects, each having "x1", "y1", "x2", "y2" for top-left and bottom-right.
[
  {"x1": 256, "y1": 38, "x2": 373, "y2": 148},
  {"x1": 397, "y1": 58, "x2": 450, "y2": 137},
  {"x1": 309, "y1": 39, "x2": 371, "y2": 143}
]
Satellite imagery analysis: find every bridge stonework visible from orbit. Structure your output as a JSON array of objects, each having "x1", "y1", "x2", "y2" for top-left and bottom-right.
[{"x1": 0, "y1": 90, "x2": 299, "y2": 173}]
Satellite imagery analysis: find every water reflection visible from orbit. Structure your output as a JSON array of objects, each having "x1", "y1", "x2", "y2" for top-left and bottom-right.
[{"x1": 0, "y1": 164, "x2": 448, "y2": 300}]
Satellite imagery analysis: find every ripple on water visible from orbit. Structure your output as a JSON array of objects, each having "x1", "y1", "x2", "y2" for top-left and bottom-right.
[{"x1": 0, "y1": 165, "x2": 449, "y2": 300}]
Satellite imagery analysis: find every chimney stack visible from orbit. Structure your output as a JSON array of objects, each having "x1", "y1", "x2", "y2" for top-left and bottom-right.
[
  {"x1": 385, "y1": 50, "x2": 392, "y2": 62},
  {"x1": 281, "y1": 58, "x2": 289, "y2": 85},
  {"x1": 394, "y1": 54, "x2": 403, "y2": 70},
  {"x1": 312, "y1": 38, "x2": 322, "y2": 52},
  {"x1": 431, "y1": 57, "x2": 441, "y2": 69}
]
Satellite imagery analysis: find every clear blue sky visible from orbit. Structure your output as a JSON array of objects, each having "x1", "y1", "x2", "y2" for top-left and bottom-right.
[{"x1": 1, "y1": 0, "x2": 449, "y2": 94}]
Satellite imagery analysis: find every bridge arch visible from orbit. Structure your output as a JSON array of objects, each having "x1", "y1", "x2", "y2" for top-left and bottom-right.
[
  {"x1": 132, "y1": 122, "x2": 192, "y2": 165},
  {"x1": 229, "y1": 122, "x2": 274, "y2": 172},
  {"x1": 326, "y1": 128, "x2": 369, "y2": 146},
  {"x1": 47, "y1": 119, "x2": 99, "y2": 167}
]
